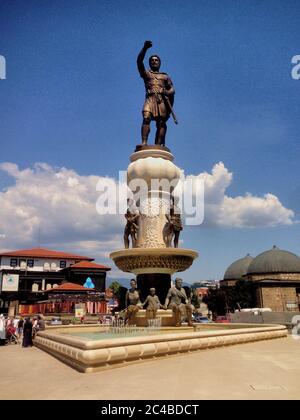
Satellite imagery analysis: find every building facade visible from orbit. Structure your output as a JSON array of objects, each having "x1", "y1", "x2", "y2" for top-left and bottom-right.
[
  {"x1": 221, "y1": 246, "x2": 300, "y2": 312},
  {"x1": 0, "y1": 248, "x2": 110, "y2": 314}
]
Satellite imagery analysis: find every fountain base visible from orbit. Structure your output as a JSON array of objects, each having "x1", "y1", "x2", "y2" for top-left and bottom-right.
[{"x1": 34, "y1": 323, "x2": 287, "y2": 373}]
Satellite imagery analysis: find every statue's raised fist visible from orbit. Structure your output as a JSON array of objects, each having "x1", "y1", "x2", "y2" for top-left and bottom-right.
[{"x1": 144, "y1": 40, "x2": 152, "y2": 49}]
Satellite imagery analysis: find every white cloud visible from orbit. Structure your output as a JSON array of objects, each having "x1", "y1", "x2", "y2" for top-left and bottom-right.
[
  {"x1": 0, "y1": 161, "x2": 295, "y2": 262},
  {"x1": 0, "y1": 162, "x2": 123, "y2": 261},
  {"x1": 190, "y1": 162, "x2": 294, "y2": 227}
]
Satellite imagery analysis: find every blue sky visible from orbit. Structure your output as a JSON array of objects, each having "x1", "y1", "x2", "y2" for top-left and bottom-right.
[{"x1": 0, "y1": 0, "x2": 300, "y2": 283}]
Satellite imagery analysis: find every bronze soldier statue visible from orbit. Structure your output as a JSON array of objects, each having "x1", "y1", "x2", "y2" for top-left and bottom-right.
[
  {"x1": 124, "y1": 208, "x2": 139, "y2": 249},
  {"x1": 137, "y1": 40, "x2": 175, "y2": 146},
  {"x1": 164, "y1": 197, "x2": 183, "y2": 248},
  {"x1": 164, "y1": 278, "x2": 193, "y2": 327}
]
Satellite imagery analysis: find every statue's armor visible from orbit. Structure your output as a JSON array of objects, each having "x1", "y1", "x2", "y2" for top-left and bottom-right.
[
  {"x1": 124, "y1": 210, "x2": 139, "y2": 234},
  {"x1": 171, "y1": 214, "x2": 183, "y2": 232},
  {"x1": 142, "y1": 70, "x2": 174, "y2": 119}
]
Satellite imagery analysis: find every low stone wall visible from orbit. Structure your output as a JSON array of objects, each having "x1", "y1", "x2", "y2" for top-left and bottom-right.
[
  {"x1": 231, "y1": 312, "x2": 300, "y2": 329},
  {"x1": 34, "y1": 324, "x2": 287, "y2": 373}
]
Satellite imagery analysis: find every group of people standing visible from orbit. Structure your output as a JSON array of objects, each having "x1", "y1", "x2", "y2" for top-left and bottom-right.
[{"x1": 0, "y1": 314, "x2": 45, "y2": 347}]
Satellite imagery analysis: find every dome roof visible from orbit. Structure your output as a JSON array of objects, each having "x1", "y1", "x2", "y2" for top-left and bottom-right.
[
  {"x1": 247, "y1": 246, "x2": 300, "y2": 275},
  {"x1": 224, "y1": 254, "x2": 253, "y2": 280}
]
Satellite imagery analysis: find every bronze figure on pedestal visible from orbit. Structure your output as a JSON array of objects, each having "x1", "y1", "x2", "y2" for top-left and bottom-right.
[
  {"x1": 164, "y1": 196, "x2": 183, "y2": 248},
  {"x1": 124, "y1": 208, "x2": 139, "y2": 249},
  {"x1": 137, "y1": 40, "x2": 177, "y2": 146}
]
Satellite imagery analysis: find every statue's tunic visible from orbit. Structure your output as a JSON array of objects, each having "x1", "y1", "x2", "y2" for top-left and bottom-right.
[
  {"x1": 126, "y1": 289, "x2": 142, "y2": 306},
  {"x1": 141, "y1": 70, "x2": 174, "y2": 119},
  {"x1": 166, "y1": 287, "x2": 188, "y2": 306},
  {"x1": 145, "y1": 295, "x2": 161, "y2": 310}
]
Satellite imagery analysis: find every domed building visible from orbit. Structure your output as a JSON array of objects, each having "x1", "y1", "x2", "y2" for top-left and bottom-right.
[
  {"x1": 222, "y1": 246, "x2": 300, "y2": 312},
  {"x1": 246, "y1": 246, "x2": 300, "y2": 312},
  {"x1": 221, "y1": 254, "x2": 253, "y2": 287}
]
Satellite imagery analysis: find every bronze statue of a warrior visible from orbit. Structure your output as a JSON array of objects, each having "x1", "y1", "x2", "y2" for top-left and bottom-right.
[
  {"x1": 163, "y1": 197, "x2": 183, "y2": 248},
  {"x1": 137, "y1": 41, "x2": 176, "y2": 146},
  {"x1": 124, "y1": 208, "x2": 139, "y2": 249}
]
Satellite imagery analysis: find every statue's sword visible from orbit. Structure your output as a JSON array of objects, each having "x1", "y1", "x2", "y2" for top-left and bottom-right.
[
  {"x1": 152, "y1": 73, "x2": 178, "y2": 124},
  {"x1": 164, "y1": 95, "x2": 178, "y2": 125}
]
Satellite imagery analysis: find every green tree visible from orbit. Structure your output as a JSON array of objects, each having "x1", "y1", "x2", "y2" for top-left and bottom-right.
[
  {"x1": 109, "y1": 281, "x2": 122, "y2": 299},
  {"x1": 203, "y1": 280, "x2": 256, "y2": 317},
  {"x1": 233, "y1": 279, "x2": 256, "y2": 310},
  {"x1": 203, "y1": 288, "x2": 228, "y2": 316}
]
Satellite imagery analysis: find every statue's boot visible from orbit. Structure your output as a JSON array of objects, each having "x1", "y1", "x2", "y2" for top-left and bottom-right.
[{"x1": 142, "y1": 123, "x2": 150, "y2": 145}]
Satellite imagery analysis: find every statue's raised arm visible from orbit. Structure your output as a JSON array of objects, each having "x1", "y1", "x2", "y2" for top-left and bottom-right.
[{"x1": 137, "y1": 40, "x2": 152, "y2": 77}]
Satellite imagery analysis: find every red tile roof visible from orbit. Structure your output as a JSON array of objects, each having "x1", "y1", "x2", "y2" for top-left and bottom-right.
[
  {"x1": 44, "y1": 282, "x2": 95, "y2": 292},
  {"x1": 0, "y1": 248, "x2": 94, "y2": 261},
  {"x1": 69, "y1": 261, "x2": 111, "y2": 271}
]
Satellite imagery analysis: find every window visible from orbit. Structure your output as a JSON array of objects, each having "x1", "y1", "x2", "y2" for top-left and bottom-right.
[
  {"x1": 19, "y1": 259, "x2": 27, "y2": 270},
  {"x1": 10, "y1": 258, "x2": 18, "y2": 267},
  {"x1": 27, "y1": 259, "x2": 34, "y2": 268},
  {"x1": 43, "y1": 262, "x2": 50, "y2": 271},
  {"x1": 60, "y1": 260, "x2": 67, "y2": 269}
]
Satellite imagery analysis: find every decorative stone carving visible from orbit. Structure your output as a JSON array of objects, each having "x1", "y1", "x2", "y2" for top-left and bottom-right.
[
  {"x1": 110, "y1": 146, "x2": 198, "y2": 282},
  {"x1": 137, "y1": 196, "x2": 170, "y2": 248},
  {"x1": 110, "y1": 248, "x2": 198, "y2": 275}
]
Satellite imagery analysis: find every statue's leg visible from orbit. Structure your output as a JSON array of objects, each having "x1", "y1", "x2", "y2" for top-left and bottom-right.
[
  {"x1": 174, "y1": 231, "x2": 180, "y2": 248},
  {"x1": 169, "y1": 230, "x2": 175, "y2": 248},
  {"x1": 127, "y1": 305, "x2": 135, "y2": 325},
  {"x1": 186, "y1": 304, "x2": 193, "y2": 326},
  {"x1": 142, "y1": 113, "x2": 151, "y2": 145},
  {"x1": 147, "y1": 309, "x2": 155, "y2": 320},
  {"x1": 124, "y1": 233, "x2": 130, "y2": 249},
  {"x1": 146, "y1": 309, "x2": 150, "y2": 323},
  {"x1": 131, "y1": 229, "x2": 137, "y2": 248},
  {"x1": 155, "y1": 119, "x2": 167, "y2": 146},
  {"x1": 129, "y1": 305, "x2": 139, "y2": 326},
  {"x1": 170, "y1": 303, "x2": 181, "y2": 326}
]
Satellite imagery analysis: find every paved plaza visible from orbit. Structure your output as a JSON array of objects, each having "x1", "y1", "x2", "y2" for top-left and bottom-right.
[{"x1": 0, "y1": 336, "x2": 299, "y2": 400}]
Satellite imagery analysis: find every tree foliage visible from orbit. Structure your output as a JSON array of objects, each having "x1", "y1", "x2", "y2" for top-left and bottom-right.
[
  {"x1": 109, "y1": 281, "x2": 122, "y2": 298},
  {"x1": 203, "y1": 280, "x2": 256, "y2": 316}
]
